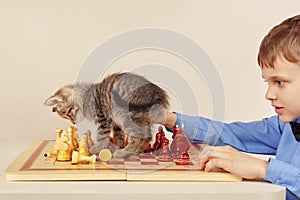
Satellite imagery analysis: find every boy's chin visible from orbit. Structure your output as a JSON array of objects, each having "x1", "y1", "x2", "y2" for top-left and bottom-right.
[{"x1": 278, "y1": 115, "x2": 298, "y2": 123}]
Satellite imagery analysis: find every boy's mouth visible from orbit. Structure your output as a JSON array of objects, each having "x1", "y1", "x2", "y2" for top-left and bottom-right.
[{"x1": 274, "y1": 106, "x2": 284, "y2": 114}]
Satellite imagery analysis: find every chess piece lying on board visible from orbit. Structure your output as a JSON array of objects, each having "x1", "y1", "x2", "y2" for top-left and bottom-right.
[
  {"x1": 99, "y1": 149, "x2": 112, "y2": 162},
  {"x1": 71, "y1": 151, "x2": 96, "y2": 164},
  {"x1": 72, "y1": 148, "x2": 111, "y2": 164}
]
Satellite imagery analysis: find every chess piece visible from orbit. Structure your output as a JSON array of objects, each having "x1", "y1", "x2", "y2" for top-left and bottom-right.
[
  {"x1": 71, "y1": 151, "x2": 96, "y2": 164},
  {"x1": 53, "y1": 128, "x2": 63, "y2": 151},
  {"x1": 44, "y1": 128, "x2": 63, "y2": 158},
  {"x1": 67, "y1": 127, "x2": 76, "y2": 153},
  {"x1": 43, "y1": 150, "x2": 58, "y2": 158},
  {"x1": 143, "y1": 143, "x2": 153, "y2": 153},
  {"x1": 177, "y1": 125, "x2": 190, "y2": 163},
  {"x1": 171, "y1": 123, "x2": 190, "y2": 161},
  {"x1": 172, "y1": 125, "x2": 179, "y2": 139},
  {"x1": 170, "y1": 125, "x2": 179, "y2": 157},
  {"x1": 99, "y1": 149, "x2": 112, "y2": 162},
  {"x1": 56, "y1": 130, "x2": 71, "y2": 161},
  {"x1": 84, "y1": 130, "x2": 94, "y2": 148},
  {"x1": 178, "y1": 151, "x2": 190, "y2": 161},
  {"x1": 158, "y1": 137, "x2": 172, "y2": 162},
  {"x1": 78, "y1": 136, "x2": 90, "y2": 156},
  {"x1": 73, "y1": 132, "x2": 79, "y2": 149},
  {"x1": 57, "y1": 149, "x2": 72, "y2": 161},
  {"x1": 70, "y1": 126, "x2": 79, "y2": 149},
  {"x1": 153, "y1": 126, "x2": 165, "y2": 154}
]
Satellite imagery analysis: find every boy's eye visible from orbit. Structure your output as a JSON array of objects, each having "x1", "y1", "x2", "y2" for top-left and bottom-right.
[{"x1": 276, "y1": 80, "x2": 285, "y2": 86}]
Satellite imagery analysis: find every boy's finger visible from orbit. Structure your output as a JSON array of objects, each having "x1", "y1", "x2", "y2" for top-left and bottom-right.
[
  {"x1": 199, "y1": 157, "x2": 208, "y2": 170},
  {"x1": 205, "y1": 157, "x2": 229, "y2": 172},
  {"x1": 200, "y1": 145, "x2": 234, "y2": 160},
  {"x1": 204, "y1": 158, "x2": 217, "y2": 172},
  {"x1": 203, "y1": 149, "x2": 232, "y2": 161}
]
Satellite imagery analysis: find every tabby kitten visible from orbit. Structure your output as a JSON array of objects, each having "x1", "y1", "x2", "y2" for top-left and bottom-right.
[{"x1": 44, "y1": 72, "x2": 169, "y2": 158}]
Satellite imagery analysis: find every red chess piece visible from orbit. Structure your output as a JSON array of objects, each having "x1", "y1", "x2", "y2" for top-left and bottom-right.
[
  {"x1": 143, "y1": 143, "x2": 153, "y2": 153},
  {"x1": 158, "y1": 136, "x2": 172, "y2": 162},
  {"x1": 170, "y1": 125, "x2": 180, "y2": 157},
  {"x1": 178, "y1": 151, "x2": 190, "y2": 160},
  {"x1": 171, "y1": 124, "x2": 191, "y2": 160},
  {"x1": 172, "y1": 125, "x2": 179, "y2": 139},
  {"x1": 160, "y1": 127, "x2": 166, "y2": 143},
  {"x1": 153, "y1": 126, "x2": 165, "y2": 155}
]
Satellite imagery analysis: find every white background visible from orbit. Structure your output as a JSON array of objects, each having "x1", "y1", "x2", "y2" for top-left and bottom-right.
[{"x1": 1, "y1": 0, "x2": 300, "y2": 143}]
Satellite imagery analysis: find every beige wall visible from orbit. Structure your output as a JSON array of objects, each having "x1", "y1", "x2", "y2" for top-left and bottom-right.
[{"x1": 1, "y1": 0, "x2": 300, "y2": 142}]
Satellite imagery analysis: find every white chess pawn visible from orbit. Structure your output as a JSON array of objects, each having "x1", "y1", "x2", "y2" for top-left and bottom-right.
[
  {"x1": 78, "y1": 136, "x2": 90, "y2": 156},
  {"x1": 99, "y1": 149, "x2": 112, "y2": 162},
  {"x1": 71, "y1": 151, "x2": 96, "y2": 164}
]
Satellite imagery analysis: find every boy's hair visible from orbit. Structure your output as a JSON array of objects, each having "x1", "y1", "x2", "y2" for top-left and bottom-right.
[{"x1": 258, "y1": 14, "x2": 300, "y2": 68}]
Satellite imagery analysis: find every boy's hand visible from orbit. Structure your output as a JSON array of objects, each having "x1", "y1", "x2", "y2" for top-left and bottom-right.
[{"x1": 199, "y1": 145, "x2": 269, "y2": 179}]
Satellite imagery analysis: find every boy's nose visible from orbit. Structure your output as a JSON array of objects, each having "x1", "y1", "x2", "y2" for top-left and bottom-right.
[{"x1": 265, "y1": 87, "x2": 277, "y2": 100}]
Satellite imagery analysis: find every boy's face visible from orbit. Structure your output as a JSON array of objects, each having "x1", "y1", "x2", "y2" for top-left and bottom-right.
[{"x1": 262, "y1": 56, "x2": 300, "y2": 122}]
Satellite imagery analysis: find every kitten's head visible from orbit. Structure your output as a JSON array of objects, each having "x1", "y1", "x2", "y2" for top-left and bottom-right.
[{"x1": 44, "y1": 85, "x2": 82, "y2": 124}]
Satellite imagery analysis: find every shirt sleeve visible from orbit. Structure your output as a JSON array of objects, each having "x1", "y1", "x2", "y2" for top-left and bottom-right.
[
  {"x1": 265, "y1": 158, "x2": 300, "y2": 198},
  {"x1": 173, "y1": 113, "x2": 283, "y2": 154},
  {"x1": 171, "y1": 113, "x2": 300, "y2": 199}
]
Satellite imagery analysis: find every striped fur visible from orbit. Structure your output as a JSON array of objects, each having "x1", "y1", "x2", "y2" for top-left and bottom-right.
[{"x1": 44, "y1": 72, "x2": 169, "y2": 158}]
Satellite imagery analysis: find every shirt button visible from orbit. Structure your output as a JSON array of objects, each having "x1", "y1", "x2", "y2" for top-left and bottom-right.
[{"x1": 275, "y1": 179, "x2": 282, "y2": 184}]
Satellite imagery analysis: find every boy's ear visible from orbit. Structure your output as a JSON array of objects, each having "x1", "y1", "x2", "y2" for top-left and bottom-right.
[{"x1": 44, "y1": 95, "x2": 63, "y2": 107}]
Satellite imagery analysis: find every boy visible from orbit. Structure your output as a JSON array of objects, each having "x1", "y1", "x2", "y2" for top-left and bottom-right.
[{"x1": 163, "y1": 15, "x2": 300, "y2": 199}]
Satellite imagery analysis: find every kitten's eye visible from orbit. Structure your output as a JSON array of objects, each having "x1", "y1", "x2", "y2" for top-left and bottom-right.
[
  {"x1": 65, "y1": 107, "x2": 73, "y2": 117},
  {"x1": 52, "y1": 107, "x2": 57, "y2": 112},
  {"x1": 66, "y1": 113, "x2": 72, "y2": 118}
]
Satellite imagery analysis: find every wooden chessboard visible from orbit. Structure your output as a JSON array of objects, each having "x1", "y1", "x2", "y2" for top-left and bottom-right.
[{"x1": 6, "y1": 140, "x2": 242, "y2": 181}]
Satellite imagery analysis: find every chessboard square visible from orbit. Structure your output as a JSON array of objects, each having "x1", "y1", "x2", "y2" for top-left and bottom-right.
[
  {"x1": 140, "y1": 161, "x2": 159, "y2": 165},
  {"x1": 124, "y1": 161, "x2": 141, "y2": 166},
  {"x1": 139, "y1": 154, "x2": 155, "y2": 159},
  {"x1": 106, "y1": 160, "x2": 124, "y2": 165},
  {"x1": 157, "y1": 159, "x2": 173, "y2": 162},
  {"x1": 124, "y1": 157, "x2": 141, "y2": 162},
  {"x1": 188, "y1": 162, "x2": 194, "y2": 166},
  {"x1": 139, "y1": 158, "x2": 158, "y2": 162}
]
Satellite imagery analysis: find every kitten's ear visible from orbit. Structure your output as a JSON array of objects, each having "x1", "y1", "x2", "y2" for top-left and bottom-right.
[{"x1": 44, "y1": 95, "x2": 63, "y2": 107}]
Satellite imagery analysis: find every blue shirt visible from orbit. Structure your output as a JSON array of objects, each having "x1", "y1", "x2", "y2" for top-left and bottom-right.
[{"x1": 173, "y1": 113, "x2": 300, "y2": 200}]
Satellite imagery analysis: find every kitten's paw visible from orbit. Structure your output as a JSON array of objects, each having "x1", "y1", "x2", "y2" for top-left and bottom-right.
[
  {"x1": 88, "y1": 141, "x2": 108, "y2": 154},
  {"x1": 113, "y1": 149, "x2": 137, "y2": 159},
  {"x1": 88, "y1": 145, "x2": 102, "y2": 155},
  {"x1": 89, "y1": 142, "x2": 119, "y2": 155}
]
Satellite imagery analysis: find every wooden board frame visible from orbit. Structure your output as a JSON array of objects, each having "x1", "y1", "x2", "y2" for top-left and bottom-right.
[{"x1": 6, "y1": 140, "x2": 242, "y2": 182}]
